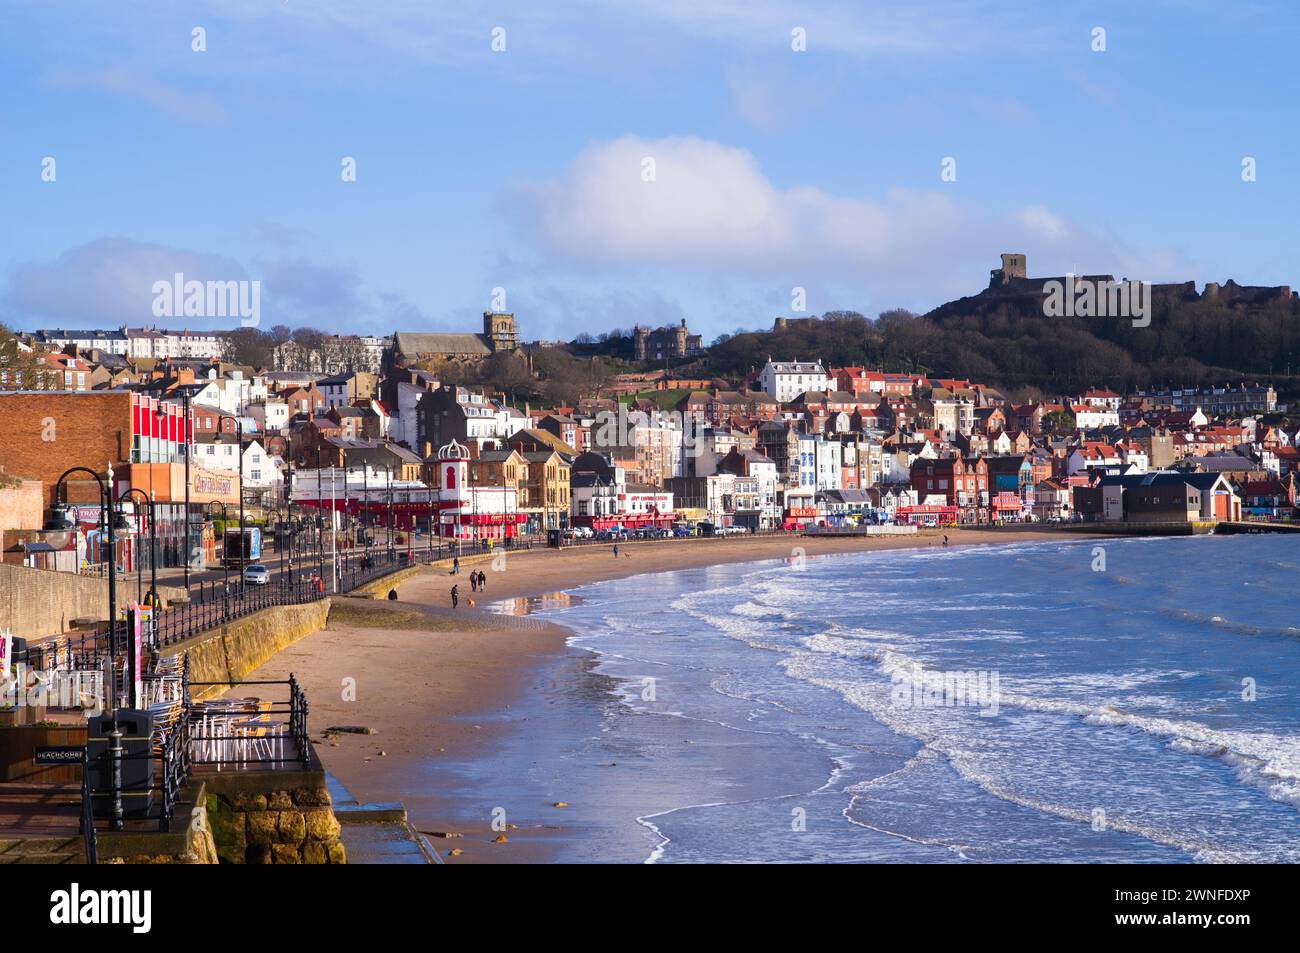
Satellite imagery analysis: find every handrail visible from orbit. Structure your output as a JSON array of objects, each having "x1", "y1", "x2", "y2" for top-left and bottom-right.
[{"x1": 79, "y1": 748, "x2": 98, "y2": 864}]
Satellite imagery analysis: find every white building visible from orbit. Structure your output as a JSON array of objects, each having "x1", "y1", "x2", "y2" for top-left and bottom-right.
[
  {"x1": 1073, "y1": 403, "x2": 1121, "y2": 430},
  {"x1": 242, "y1": 440, "x2": 283, "y2": 490},
  {"x1": 434, "y1": 439, "x2": 521, "y2": 541},
  {"x1": 31, "y1": 326, "x2": 226, "y2": 360},
  {"x1": 758, "y1": 359, "x2": 831, "y2": 403},
  {"x1": 247, "y1": 399, "x2": 290, "y2": 433},
  {"x1": 796, "y1": 433, "x2": 842, "y2": 493}
]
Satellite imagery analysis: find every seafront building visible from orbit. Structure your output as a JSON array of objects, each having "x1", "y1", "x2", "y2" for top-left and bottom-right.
[{"x1": 0, "y1": 307, "x2": 1293, "y2": 572}]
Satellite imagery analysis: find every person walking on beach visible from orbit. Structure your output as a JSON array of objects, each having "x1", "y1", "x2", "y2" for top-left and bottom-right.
[
  {"x1": 943, "y1": 534, "x2": 949, "y2": 547},
  {"x1": 451, "y1": 584, "x2": 459, "y2": 609},
  {"x1": 476, "y1": 570, "x2": 486, "y2": 593},
  {"x1": 470, "y1": 571, "x2": 478, "y2": 593},
  {"x1": 612, "y1": 544, "x2": 619, "y2": 559},
  {"x1": 452, "y1": 556, "x2": 460, "y2": 575}
]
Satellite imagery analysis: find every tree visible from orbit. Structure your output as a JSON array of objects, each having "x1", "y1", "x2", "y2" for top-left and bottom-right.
[
  {"x1": 225, "y1": 327, "x2": 275, "y2": 368},
  {"x1": 0, "y1": 323, "x2": 46, "y2": 389},
  {"x1": 1042, "y1": 409, "x2": 1076, "y2": 434},
  {"x1": 480, "y1": 351, "x2": 534, "y2": 401}
]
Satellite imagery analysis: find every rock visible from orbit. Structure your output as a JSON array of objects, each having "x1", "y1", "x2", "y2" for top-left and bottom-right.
[
  {"x1": 447, "y1": 848, "x2": 463, "y2": 857},
  {"x1": 232, "y1": 792, "x2": 268, "y2": 813},
  {"x1": 292, "y1": 786, "x2": 333, "y2": 808},
  {"x1": 423, "y1": 831, "x2": 462, "y2": 839},
  {"x1": 552, "y1": 801, "x2": 568, "y2": 808},
  {"x1": 245, "y1": 811, "x2": 278, "y2": 847},
  {"x1": 327, "y1": 841, "x2": 347, "y2": 864},
  {"x1": 326, "y1": 725, "x2": 376, "y2": 735},
  {"x1": 271, "y1": 844, "x2": 301, "y2": 864},
  {"x1": 302, "y1": 842, "x2": 328, "y2": 865},
  {"x1": 493, "y1": 834, "x2": 509, "y2": 844},
  {"x1": 268, "y1": 790, "x2": 294, "y2": 811},
  {"x1": 304, "y1": 809, "x2": 342, "y2": 841},
  {"x1": 278, "y1": 810, "x2": 306, "y2": 844},
  {"x1": 378, "y1": 750, "x2": 387, "y2": 757}
]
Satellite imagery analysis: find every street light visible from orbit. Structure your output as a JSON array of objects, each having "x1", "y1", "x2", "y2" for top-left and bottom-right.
[
  {"x1": 42, "y1": 465, "x2": 130, "y2": 832},
  {"x1": 203, "y1": 500, "x2": 232, "y2": 613},
  {"x1": 154, "y1": 393, "x2": 191, "y2": 595},
  {"x1": 117, "y1": 487, "x2": 159, "y2": 609}
]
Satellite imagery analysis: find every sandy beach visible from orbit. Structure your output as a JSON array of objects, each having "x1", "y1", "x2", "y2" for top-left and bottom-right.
[{"x1": 241, "y1": 528, "x2": 1093, "y2": 863}]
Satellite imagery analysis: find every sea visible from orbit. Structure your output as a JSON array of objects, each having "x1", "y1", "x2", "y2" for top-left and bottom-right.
[{"x1": 441, "y1": 535, "x2": 1300, "y2": 863}]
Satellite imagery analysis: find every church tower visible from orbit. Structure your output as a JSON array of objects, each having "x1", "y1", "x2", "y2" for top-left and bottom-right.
[{"x1": 483, "y1": 311, "x2": 518, "y2": 352}]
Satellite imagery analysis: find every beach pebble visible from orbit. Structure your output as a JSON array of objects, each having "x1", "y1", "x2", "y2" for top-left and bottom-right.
[
  {"x1": 493, "y1": 834, "x2": 509, "y2": 844},
  {"x1": 552, "y1": 801, "x2": 568, "y2": 808},
  {"x1": 378, "y1": 750, "x2": 387, "y2": 756},
  {"x1": 447, "y1": 848, "x2": 463, "y2": 857}
]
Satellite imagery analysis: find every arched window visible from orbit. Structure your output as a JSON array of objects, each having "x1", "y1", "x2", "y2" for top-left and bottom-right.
[{"x1": 445, "y1": 465, "x2": 457, "y2": 490}]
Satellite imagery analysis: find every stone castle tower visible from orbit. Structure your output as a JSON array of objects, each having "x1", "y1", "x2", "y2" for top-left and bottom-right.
[{"x1": 989, "y1": 252, "x2": 1027, "y2": 287}]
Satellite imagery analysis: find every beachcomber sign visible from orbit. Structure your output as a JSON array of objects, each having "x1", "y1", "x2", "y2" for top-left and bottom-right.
[
  {"x1": 35, "y1": 746, "x2": 85, "y2": 765},
  {"x1": 49, "y1": 884, "x2": 152, "y2": 933}
]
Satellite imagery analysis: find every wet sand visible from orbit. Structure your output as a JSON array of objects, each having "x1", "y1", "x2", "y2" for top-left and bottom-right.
[{"x1": 241, "y1": 528, "x2": 1094, "y2": 863}]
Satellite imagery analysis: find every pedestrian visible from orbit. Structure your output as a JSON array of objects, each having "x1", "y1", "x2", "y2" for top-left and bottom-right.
[
  {"x1": 451, "y1": 584, "x2": 459, "y2": 609},
  {"x1": 452, "y1": 556, "x2": 460, "y2": 575},
  {"x1": 613, "y1": 544, "x2": 619, "y2": 559},
  {"x1": 477, "y1": 570, "x2": 486, "y2": 593},
  {"x1": 470, "y1": 572, "x2": 478, "y2": 593},
  {"x1": 943, "y1": 534, "x2": 949, "y2": 547}
]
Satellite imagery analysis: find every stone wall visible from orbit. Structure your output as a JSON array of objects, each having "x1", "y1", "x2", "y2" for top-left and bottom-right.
[
  {"x1": 0, "y1": 562, "x2": 187, "y2": 640},
  {"x1": 165, "y1": 598, "x2": 332, "y2": 700},
  {"x1": 204, "y1": 773, "x2": 345, "y2": 864}
]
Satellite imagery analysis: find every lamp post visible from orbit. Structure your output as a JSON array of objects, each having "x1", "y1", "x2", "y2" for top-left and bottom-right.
[
  {"x1": 203, "y1": 501, "x2": 231, "y2": 614},
  {"x1": 155, "y1": 393, "x2": 192, "y2": 594},
  {"x1": 236, "y1": 415, "x2": 246, "y2": 574},
  {"x1": 42, "y1": 465, "x2": 130, "y2": 831},
  {"x1": 117, "y1": 487, "x2": 159, "y2": 609},
  {"x1": 385, "y1": 465, "x2": 394, "y2": 562},
  {"x1": 284, "y1": 434, "x2": 294, "y2": 586}
]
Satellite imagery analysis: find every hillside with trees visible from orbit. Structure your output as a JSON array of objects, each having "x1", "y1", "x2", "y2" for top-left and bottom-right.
[{"x1": 698, "y1": 293, "x2": 1300, "y2": 395}]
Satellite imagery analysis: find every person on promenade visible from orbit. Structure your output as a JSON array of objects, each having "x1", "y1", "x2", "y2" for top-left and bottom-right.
[{"x1": 451, "y1": 584, "x2": 459, "y2": 609}]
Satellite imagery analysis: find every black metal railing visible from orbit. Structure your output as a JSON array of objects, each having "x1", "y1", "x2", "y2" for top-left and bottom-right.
[
  {"x1": 79, "y1": 749, "x2": 98, "y2": 865},
  {"x1": 185, "y1": 677, "x2": 310, "y2": 769}
]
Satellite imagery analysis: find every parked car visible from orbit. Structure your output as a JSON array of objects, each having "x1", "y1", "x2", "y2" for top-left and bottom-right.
[{"x1": 242, "y1": 563, "x2": 271, "y2": 586}]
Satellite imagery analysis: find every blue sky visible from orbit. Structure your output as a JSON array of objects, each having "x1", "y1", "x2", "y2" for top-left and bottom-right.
[{"x1": 2, "y1": 0, "x2": 1298, "y2": 342}]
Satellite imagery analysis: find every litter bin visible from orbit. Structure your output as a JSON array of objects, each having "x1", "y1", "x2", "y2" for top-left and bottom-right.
[
  {"x1": 547, "y1": 529, "x2": 562, "y2": 549},
  {"x1": 87, "y1": 709, "x2": 155, "y2": 819}
]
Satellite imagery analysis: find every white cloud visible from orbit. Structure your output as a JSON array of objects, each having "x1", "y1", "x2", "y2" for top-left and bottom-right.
[
  {"x1": 2, "y1": 238, "x2": 250, "y2": 327},
  {"x1": 512, "y1": 135, "x2": 1200, "y2": 307},
  {"x1": 517, "y1": 136, "x2": 1005, "y2": 273}
]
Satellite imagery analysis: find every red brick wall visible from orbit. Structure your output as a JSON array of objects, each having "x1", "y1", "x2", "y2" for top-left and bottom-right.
[{"x1": 0, "y1": 392, "x2": 134, "y2": 505}]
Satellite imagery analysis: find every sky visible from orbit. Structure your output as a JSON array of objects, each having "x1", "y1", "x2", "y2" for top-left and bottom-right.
[{"x1": 2, "y1": 0, "x2": 1299, "y2": 343}]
